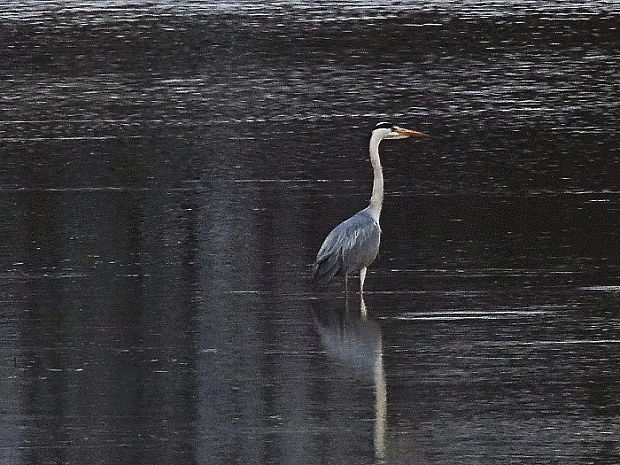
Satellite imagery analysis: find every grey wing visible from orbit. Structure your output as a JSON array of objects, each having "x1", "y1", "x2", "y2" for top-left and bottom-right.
[
  {"x1": 312, "y1": 211, "x2": 381, "y2": 283},
  {"x1": 340, "y1": 214, "x2": 381, "y2": 274}
]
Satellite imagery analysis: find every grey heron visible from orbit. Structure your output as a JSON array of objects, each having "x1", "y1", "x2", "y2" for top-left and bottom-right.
[{"x1": 312, "y1": 122, "x2": 426, "y2": 293}]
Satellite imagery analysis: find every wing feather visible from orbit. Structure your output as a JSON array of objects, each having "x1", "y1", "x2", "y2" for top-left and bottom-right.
[{"x1": 312, "y1": 210, "x2": 381, "y2": 283}]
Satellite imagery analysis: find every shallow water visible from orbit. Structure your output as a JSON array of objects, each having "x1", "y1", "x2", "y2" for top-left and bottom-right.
[{"x1": 1, "y1": 1, "x2": 619, "y2": 464}]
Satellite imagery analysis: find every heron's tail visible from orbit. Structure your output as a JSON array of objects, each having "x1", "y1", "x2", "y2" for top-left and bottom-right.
[{"x1": 312, "y1": 251, "x2": 342, "y2": 284}]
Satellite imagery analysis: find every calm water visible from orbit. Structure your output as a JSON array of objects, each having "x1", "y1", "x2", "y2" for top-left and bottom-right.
[{"x1": 1, "y1": 1, "x2": 619, "y2": 464}]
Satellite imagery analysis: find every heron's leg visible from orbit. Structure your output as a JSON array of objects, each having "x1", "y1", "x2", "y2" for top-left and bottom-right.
[
  {"x1": 360, "y1": 267, "x2": 367, "y2": 294},
  {"x1": 344, "y1": 273, "x2": 349, "y2": 295},
  {"x1": 360, "y1": 294, "x2": 367, "y2": 318}
]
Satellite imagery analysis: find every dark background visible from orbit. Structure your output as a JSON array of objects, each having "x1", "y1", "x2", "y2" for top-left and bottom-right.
[{"x1": 1, "y1": 2, "x2": 619, "y2": 464}]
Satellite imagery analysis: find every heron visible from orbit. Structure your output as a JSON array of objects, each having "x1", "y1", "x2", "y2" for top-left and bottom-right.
[{"x1": 312, "y1": 122, "x2": 426, "y2": 293}]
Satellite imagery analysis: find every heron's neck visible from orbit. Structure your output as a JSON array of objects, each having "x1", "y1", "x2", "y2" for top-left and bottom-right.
[{"x1": 367, "y1": 133, "x2": 384, "y2": 222}]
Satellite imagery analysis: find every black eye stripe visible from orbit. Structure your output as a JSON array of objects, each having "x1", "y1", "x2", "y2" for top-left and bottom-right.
[{"x1": 374, "y1": 122, "x2": 393, "y2": 129}]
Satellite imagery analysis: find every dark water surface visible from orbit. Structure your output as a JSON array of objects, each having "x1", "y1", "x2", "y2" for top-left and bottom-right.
[{"x1": 1, "y1": 1, "x2": 619, "y2": 464}]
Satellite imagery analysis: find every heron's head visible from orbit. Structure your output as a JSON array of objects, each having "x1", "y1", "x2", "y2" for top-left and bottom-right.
[{"x1": 373, "y1": 122, "x2": 426, "y2": 140}]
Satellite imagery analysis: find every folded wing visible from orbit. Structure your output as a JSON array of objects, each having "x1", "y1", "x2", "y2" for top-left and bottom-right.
[{"x1": 312, "y1": 210, "x2": 381, "y2": 284}]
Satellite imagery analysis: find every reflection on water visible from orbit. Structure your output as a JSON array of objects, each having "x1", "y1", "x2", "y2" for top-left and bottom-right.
[
  {"x1": 314, "y1": 296, "x2": 388, "y2": 461},
  {"x1": 1, "y1": 1, "x2": 619, "y2": 464}
]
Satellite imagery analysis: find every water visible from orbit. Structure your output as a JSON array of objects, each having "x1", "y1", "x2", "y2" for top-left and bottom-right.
[{"x1": 1, "y1": 1, "x2": 619, "y2": 464}]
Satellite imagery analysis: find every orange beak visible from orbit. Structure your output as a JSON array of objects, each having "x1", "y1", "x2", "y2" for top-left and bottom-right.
[{"x1": 396, "y1": 128, "x2": 427, "y2": 137}]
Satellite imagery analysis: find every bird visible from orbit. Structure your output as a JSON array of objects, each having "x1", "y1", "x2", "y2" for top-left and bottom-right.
[{"x1": 312, "y1": 122, "x2": 426, "y2": 294}]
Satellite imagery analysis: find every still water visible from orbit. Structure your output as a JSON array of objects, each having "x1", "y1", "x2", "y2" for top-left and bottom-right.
[{"x1": 1, "y1": 1, "x2": 619, "y2": 464}]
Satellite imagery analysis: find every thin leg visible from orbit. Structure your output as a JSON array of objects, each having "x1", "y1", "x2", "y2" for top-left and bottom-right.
[
  {"x1": 360, "y1": 294, "x2": 367, "y2": 318},
  {"x1": 344, "y1": 273, "x2": 349, "y2": 295},
  {"x1": 360, "y1": 267, "x2": 367, "y2": 294}
]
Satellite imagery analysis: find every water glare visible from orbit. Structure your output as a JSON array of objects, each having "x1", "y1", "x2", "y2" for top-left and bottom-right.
[{"x1": 0, "y1": 1, "x2": 618, "y2": 464}]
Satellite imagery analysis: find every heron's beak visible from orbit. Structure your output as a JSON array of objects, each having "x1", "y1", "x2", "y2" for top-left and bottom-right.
[{"x1": 396, "y1": 127, "x2": 426, "y2": 138}]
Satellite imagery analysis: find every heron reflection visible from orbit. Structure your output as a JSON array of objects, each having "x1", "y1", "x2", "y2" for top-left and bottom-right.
[{"x1": 314, "y1": 295, "x2": 387, "y2": 460}]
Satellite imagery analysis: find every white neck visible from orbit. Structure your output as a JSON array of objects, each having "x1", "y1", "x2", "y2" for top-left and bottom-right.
[{"x1": 367, "y1": 132, "x2": 384, "y2": 222}]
